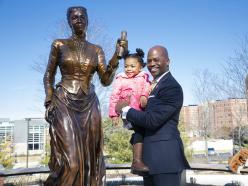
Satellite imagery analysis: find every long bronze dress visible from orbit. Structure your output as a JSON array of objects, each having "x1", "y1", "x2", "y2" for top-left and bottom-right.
[{"x1": 43, "y1": 36, "x2": 118, "y2": 186}]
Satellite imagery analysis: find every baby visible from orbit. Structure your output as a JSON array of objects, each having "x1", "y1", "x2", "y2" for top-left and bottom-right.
[{"x1": 109, "y1": 48, "x2": 151, "y2": 175}]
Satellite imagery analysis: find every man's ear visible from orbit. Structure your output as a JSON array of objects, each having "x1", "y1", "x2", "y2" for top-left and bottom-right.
[{"x1": 166, "y1": 58, "x2": 170, "y2": 67}]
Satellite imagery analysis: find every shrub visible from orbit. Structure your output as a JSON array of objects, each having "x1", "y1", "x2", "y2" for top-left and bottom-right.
[{"x1": 102, "y1": 118, "x2": 132, "y2": 164}]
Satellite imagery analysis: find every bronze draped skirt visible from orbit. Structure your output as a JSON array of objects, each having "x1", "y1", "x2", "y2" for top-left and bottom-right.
[{"x1": 44, "y1": 85, "x2": 105, "y2": 186}]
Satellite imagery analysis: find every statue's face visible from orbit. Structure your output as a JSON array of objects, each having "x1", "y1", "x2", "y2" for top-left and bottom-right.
[{"x1": 69, "y1": 9, "x2": 87, "y2": 35}]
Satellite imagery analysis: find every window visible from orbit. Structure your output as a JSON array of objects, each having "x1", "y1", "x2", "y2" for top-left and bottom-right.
[
  {"x1": 28, "y1": 125, "x2": 44, "y2": 150},
  {"x1": 0, "y1": 123, "x2": 14, "y2": 142}
]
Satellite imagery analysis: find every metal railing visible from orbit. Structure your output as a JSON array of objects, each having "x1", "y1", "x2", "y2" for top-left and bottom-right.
[
  {"x1": 0, "y1": 163, "x2": 248, "y2": 186},
  {"x1": 2, "y1": 162, "x2": 248, "y2": 177}
]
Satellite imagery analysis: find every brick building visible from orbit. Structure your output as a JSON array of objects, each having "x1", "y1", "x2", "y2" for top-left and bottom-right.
[{"x1": 181, "y1": 98, "x2": 248, "y2": 138}]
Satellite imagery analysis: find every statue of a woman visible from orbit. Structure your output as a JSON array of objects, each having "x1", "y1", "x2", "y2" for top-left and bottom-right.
[{"x1": 43, "y1": 6, "x2": 127, "y2": 186}]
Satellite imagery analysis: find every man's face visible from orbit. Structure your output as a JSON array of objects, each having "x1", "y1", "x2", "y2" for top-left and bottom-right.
[
  {"x1": 147, "y1": 48, "x2": 169, "y2": 79},
  {"x1": 69, "y1": 9, "x2": 87, "y2": 35}
]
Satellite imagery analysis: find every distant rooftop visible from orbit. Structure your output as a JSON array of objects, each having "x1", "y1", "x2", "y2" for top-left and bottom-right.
[{"x1": 0, "y1": 118, "x2": 10, "y2": 122}]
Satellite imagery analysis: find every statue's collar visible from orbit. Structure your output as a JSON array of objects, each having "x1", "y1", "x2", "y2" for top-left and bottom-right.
[{"x1": 71, "y1": 34, "x2": 86, "y2": 42}]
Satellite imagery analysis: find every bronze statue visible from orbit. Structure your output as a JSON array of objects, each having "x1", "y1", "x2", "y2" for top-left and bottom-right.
[{"x1": 43, "y1": 6, "x2": 127, "y2": 186}]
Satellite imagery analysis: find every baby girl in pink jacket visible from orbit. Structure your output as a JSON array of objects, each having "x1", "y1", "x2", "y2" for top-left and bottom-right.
[
  {"x1": 109, "y1": 48, "x2": 151, "y2": 175},
  {"x1": 109, "y1": 49, "x2": 151, "y2": 119},
  {"x1": 109, "y1": 71, "x2": 151, "y2": 117}
]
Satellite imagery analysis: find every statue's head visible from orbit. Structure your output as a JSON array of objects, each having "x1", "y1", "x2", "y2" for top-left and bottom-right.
[{"x1": 67, "y1": 6, "x2": 88, "y2": 35}]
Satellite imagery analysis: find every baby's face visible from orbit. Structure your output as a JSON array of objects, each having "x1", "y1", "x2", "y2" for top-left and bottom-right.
[{"x1": 124, "y1": 57, "x2": 142, "y2": 78}]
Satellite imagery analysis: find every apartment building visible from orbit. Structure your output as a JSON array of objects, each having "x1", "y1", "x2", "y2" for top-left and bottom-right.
[
  {"x1": 181, "y1": 98, "x2": 248, "y2": 137},
  {"x1": 180, "y1": 105, "x2": 200, "y2": 137}
]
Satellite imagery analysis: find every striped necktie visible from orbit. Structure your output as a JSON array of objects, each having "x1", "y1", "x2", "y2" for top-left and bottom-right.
[{"x1": 149, "y1": 80, "x2": 157, "y2": 94}]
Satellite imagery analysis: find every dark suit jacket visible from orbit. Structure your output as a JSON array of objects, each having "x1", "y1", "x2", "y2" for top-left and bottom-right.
[{"x1": 127, "y1": 72, "x2": 190, "y2": 174}]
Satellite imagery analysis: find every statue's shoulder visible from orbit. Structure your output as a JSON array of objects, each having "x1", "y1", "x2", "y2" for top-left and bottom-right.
[
  {"x1": 51, "y1": 39, "x2": 67, "y2": 48},
  {"x1": 86, "y1": 41, "x2": 103, "y2": 52}
]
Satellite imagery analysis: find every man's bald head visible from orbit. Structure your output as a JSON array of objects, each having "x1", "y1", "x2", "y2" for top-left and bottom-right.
[{"x1": 148, "y1": 45, "x2": 169, "y2": 60}]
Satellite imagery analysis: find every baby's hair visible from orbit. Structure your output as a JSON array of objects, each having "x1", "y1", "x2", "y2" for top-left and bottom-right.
[{"x1": 123, "y1": 48, "x2": 146, "y2": 68}]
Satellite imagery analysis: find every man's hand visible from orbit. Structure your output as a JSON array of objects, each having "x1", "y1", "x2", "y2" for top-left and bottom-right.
[
  {"x1": 140, "y1": 96, "x2": 148, "y2": 108},
  {"x1": 115, "y1": 100, "x2": 129, "y2": 114}
]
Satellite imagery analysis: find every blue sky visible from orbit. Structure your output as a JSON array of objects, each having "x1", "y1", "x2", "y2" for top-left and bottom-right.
[{"x1": 0, "y1": 0, "x2": 248, "y2": 119}]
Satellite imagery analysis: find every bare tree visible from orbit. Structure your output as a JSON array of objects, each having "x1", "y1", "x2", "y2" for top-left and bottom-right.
[
  {"x1": 193, "y1": 35, "x2": 248, "y2": 100},
  {"x1": 32, "y1": 19, "x2": 120, "y2": 117},
  {"x1": 193, "y1": 69, "x2": 222, "y2": 103},
  {"x1": 231, "y1": 100, "x2": 247, "y2": 149},
  {"x1": 192, "y1": 69, "x2": 217, "y2": 159},
  {"x1": 232, "y1": 125, "x2": 248, "y2": 149},
  {"x1": 221, "y1": 35, "x2": 248, "y2": 98},
  {"x1": 193, "y1": 69, "x2": 221, "y2": 137},
  {"x1": 192, "y1": 35, "x2": 248, "y2": 159}
]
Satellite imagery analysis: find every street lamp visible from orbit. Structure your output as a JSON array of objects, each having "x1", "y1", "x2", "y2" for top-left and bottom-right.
[
  {"x1": 25, "y1": 118, "x2": 31, "y2": 168},
  {"x1": 24, "y1": 117, "x2": 42, "y2": 168}
]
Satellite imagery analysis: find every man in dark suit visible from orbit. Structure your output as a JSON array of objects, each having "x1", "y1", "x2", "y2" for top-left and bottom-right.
[{"x1": 116, "y1": 45, "x2": 190, "y2": 186}]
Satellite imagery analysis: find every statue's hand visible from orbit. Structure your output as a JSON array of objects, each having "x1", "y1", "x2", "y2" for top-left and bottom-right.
[
  {"x1": 44, "y1": 100, "x2": 51, "y2": 109},
  {"x1": 116, "y1": 39, "x2": 128, "y2": 59},
  {"x1": 45, "y1": 102, "x2": 55, "y2": 123}
]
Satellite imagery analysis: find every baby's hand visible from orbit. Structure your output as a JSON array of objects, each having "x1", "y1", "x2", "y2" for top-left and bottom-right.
[
  {"x1": 140, "y1": 96, "x2": 148, "y2": 108},
  {"x1": 111, "y1": 117, "x2": 120, "y2": 126}
]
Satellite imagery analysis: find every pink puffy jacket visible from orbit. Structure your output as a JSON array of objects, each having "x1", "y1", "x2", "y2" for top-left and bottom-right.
[{"x1": 109, "y1": 71, "x2": 151, "y2": 117}]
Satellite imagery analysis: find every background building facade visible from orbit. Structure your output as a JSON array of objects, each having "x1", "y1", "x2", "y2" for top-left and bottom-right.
[
  {"x1": 181, "y1": 98, "x2": 248, "y2": 138},
  {"x1": 0, "y1": 118, "x2": 49, "y2": 168},
  {"x1": 0, "y1": 118, "x2": 14, "y2": 143}
]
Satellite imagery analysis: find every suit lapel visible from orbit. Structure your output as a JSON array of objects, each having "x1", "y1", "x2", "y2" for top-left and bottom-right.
[{"x1": 150, "y1": 72, "x2": 171, "y2": 95}]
